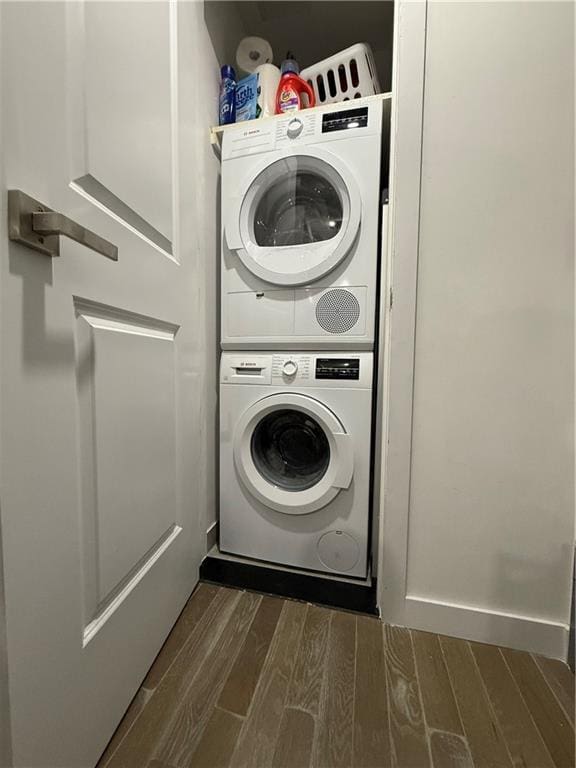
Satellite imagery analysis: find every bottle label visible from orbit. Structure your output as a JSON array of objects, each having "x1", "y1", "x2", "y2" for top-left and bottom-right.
[
  {"x1": 279, "y1": 88, "x2": 299, "y2": 112},
  {"x1": 236, "y1": 73, "x2": 260, "y2": 122}
]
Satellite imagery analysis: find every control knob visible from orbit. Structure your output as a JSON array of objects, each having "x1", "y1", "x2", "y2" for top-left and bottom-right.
[
  {"x1": 283, "y1": 359, "x2": 298, "y2": 377},
  {"x1": 286, "y1": 118, "x2": 304, "y2": 139}
]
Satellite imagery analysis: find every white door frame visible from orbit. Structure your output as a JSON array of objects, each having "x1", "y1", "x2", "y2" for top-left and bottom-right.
[
  {"x1": 375, "y1": 0, "x2": 427, "y2": 625},
  {"x1": 0, "y1": 4, "x2": 14, "y2": 761},
  {"x1": 376, "y1": 0, "x2": 572, "y2": 661}
]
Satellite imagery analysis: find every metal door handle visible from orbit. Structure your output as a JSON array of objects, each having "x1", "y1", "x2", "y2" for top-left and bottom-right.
[
  {"x1": 7, "y1": 189, "x2": 118, "y2": 261},
  {"x1": 32, "y1": 211, "x2": 118, "y2": 261}
]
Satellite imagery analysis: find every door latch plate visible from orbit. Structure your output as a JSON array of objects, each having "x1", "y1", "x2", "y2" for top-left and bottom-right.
[{"x1": 8, "y1": 190, "x2": 60, "y2": 257}]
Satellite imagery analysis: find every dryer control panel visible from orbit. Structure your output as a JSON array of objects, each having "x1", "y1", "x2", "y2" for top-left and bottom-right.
[
  {"x1": 221, "y1": 96, "x2": 384, "y2": 161},
  {"x1": 321, "y1": 107, "x2": 369, "y2": 133}
]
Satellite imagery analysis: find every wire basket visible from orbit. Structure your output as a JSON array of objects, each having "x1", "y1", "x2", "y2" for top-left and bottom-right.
[{"x1": 301, "y1": 43, "x2": 381, "y2": 106}]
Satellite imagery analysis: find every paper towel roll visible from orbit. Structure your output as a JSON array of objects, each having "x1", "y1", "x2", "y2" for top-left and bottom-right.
[
  {"x1": 236, "y1": 36, "x2": 273, "y2": 74},
  {"x1": 255, "y1": 63, "x2": 281, "y2": 118}
]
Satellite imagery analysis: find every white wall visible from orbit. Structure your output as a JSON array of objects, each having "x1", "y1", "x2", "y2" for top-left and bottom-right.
[
  {"x1": 203, "y1": 0, "x2": 247, "y2": 72},
  {"x1": 230, "y1": 1, "x2": 394, "y2": 92},
  {"x1": 383, "y1": 0, "x2": 574, "y2": 659}
]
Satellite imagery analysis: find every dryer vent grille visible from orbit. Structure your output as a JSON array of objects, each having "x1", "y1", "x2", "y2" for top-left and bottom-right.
[{"x1": 315, "y1": 289, "x2": 360, "y2": 334}]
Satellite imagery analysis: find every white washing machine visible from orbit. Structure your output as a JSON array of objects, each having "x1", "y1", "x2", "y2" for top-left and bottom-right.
[
  {"x1": 221, "y1": 97, "x2": 387, "y2": 350},
  {"x1": 219, "y1": 351, "x2": 373, "y2": 577}
]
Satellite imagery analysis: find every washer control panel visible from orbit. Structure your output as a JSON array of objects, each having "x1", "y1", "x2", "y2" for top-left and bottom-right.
[
  {"x1": 222, "y1": 353, "x2": 373, "y2": 389},
  {"x1": 272, "y1": 354, "x2": 311, "y2": 382},
  {"x1": 315, "y1": 358, "x2": 360, "y2": 380}
]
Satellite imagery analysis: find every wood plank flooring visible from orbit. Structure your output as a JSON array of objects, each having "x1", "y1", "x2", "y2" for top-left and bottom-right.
[{"x1": 99, "y1": 584, "x2": 575, "y2": 768}]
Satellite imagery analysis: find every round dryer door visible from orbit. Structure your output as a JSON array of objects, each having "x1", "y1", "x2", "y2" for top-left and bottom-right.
[
  {"x1": 226, "y1": 147, "x2": 361, "y2": 287},
  {"x1": 233, "y1": 393, "x2": 354, "y2": 515}
]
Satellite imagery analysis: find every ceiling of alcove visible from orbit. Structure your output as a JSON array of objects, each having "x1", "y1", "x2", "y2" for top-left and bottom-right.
[{"x1": 209, "y1": 1, "x2": 395, "y2": 92}]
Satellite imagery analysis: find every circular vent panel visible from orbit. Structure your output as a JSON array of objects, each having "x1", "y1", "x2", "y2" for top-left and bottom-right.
[
  {"x1": 315, "y1": 289, "x2": 360, "y2": 334},
  {"x1": 317, "y1": 531, "x2": 360, "y2": 572}
]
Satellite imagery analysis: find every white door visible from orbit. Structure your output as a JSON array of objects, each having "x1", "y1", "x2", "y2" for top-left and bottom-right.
[
  {"x1": 233, "y1": 393, "x2": 354, "y2": 514},
  {"x1": 225, "y1": 148, "x2": 362, "y2": 286},
  {"x1": 0, "y1": 2, "x2": 204, "y2": 766}
]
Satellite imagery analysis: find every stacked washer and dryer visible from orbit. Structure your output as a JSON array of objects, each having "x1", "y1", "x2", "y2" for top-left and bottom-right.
[{"x1": 219, "y1": 98, "x2": 387, "y2": 579}]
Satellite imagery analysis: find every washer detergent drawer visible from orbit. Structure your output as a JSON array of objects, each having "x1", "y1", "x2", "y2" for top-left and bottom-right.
[{"x1": 226, "y1": 290, "x2": 295, "y2": 337}]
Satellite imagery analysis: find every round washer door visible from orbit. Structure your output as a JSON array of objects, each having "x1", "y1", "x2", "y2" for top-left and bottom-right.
[
  {"x1": 226, "y1": 147, "x2": 361, "y2": 287},
  {"x1": 233, "y1": 393, "x2": 354, "y2": 515}
]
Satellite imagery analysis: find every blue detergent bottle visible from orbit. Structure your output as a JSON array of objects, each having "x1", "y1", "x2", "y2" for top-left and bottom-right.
[{"x1": 219, "y1": 65, "x2": 236, "y2": 125}]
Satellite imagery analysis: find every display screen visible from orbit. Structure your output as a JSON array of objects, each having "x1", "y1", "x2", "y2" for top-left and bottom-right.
[
  {"x1": 322, "y1": 107, "x2": 369, "y2": 133},
  {"x1": 315, "y1": 358, "x2": 360, "y2": 380}
]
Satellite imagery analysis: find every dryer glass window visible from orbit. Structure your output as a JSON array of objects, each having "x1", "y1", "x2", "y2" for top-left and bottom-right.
[
  {"x1": 253, "y1": 168, "x2": 343, "y2": 247},
  {"x1": 251, "y1": 409, "x2": 330, "y2": 491}
]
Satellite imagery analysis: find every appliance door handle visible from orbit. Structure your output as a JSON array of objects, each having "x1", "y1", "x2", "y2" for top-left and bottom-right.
[
  {"x1": 8, "y1": 189, "x2": 118, "y2": 261},
  {"x1": 332, "y1": 432, "x2": 354, "y2": 489}
]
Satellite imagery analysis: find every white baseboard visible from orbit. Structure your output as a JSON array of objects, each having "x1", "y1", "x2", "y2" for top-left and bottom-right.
[
  {"x1": 405, "y1": 594, "x2": 569, "y2": 661},
  {"x1": 206, "y1": 521, "x2": 219, "y2": 553}
]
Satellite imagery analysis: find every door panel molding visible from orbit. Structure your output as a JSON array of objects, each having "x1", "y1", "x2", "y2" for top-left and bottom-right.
[
  {"x1": 71, "y1": 175, "x2": 173, "y2": 258},
  {"x1": 74, "y1": 298, "x2": 180, "y2": 623},
  {"x1": 83, "y1": 523, "x2": 182, "y2": 646},
  {"x1": 65, "y1": 1, "x2": 176, "y2": 258}
]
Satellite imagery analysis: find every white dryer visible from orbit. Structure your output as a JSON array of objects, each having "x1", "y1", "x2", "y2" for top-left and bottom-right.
[
  {"x1": 220, "y1": 97, "x2": 387, "y2": 350},
  {"x1": 219, "y1": 351, "x2": 373, "y2": 577}
]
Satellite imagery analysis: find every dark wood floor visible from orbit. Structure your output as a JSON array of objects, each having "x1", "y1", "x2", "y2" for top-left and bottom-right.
[{"x1": 99, "y1": 584, "x2": 575, "y2": 768}]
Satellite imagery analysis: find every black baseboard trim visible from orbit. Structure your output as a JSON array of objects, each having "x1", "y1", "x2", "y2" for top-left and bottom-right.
[{"x1": 199, "y1": 555, "x2": 378, "y2": 616}]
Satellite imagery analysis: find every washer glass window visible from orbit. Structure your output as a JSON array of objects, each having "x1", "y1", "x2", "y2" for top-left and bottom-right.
[
  {"x1": 253, "y1": 167, "x2": 343, "y2": 247},
  {"x1": 251, "y1": 409, "x2": 330, "y2": 491}
]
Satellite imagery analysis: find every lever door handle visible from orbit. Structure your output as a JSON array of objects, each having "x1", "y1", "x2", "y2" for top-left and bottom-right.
[
  {"x1": 32, "y1": 211, "x2": 118, "y2": 261},
  {"x1": 7, "y1": 189, "x2": 118, "y2": 261}
]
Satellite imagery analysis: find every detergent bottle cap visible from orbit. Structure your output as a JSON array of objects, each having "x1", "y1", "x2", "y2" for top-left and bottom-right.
[
  {"x1": 221, "y1": 64, "x2": 236, "y2": 80},
  {"x1": 280, "y1": 52, "x2": 300, "y2": 75}
]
